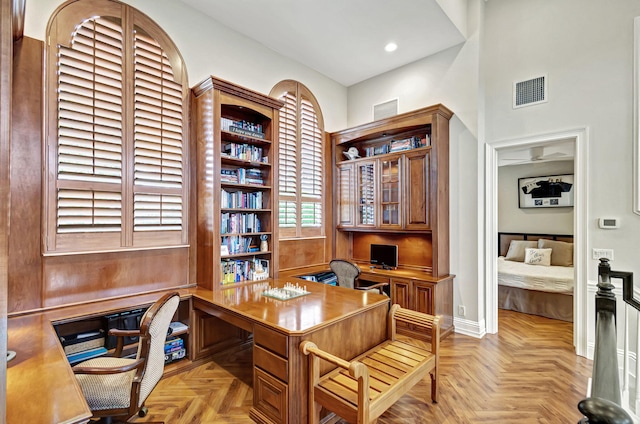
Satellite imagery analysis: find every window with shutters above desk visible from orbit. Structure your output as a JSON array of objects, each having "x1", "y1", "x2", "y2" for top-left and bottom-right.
[
  {"x1": 45, "y1": 2, "x2": 189, "y2": 254},
  {"x1": 271, "y1": 80, "x2": 324, "y2": 239}
]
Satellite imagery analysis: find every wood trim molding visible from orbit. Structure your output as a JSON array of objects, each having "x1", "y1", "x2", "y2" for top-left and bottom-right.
[
  {"x1": 12, "y1": 0, "x2": 24, "y2": 41},
  {"x1": 1, "y1": 0, "x2": 13, "y2": 417}
]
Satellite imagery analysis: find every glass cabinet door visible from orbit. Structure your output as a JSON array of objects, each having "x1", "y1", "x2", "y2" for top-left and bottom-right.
[
  {"x1": 380, "y1": 157, "x2": 400, "y2": 227},
  {"x1": 357, "y1": 161, "x2": 376, "y2": 226}
]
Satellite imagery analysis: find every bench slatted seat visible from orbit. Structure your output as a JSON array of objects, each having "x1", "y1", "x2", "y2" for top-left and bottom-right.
[{"x1": 300, "y1": 304, "x2": 440, "y2": 424}]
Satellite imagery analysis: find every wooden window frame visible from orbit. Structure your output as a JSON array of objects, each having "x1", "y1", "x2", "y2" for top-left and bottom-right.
[
  {"x1": 270, "y1": 80, "x2": 325, "y2": 239},
  {"x1": 44, "y1": 0, "x2": 189, "y2": 254}
]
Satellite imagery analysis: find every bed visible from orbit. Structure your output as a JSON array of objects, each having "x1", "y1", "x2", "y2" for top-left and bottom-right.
[{"x1": 498, "y1": 232, "x2": 574, "y2": 322}]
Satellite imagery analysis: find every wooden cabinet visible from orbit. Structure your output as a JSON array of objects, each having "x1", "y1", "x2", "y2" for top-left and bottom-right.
[
  {"x1": 336, "y1": 162, "x2": 355, "y2": 227},
  {"x1": 380, "y1": 156, "x2": 401, "y2": 228},
  {"x1": 388, "y1": 275, "x2": 454, "y2": 339},
  {"x1": 356, "y1": 160, "x2": 377, "y2": 227},
  {"x1": 332, "y1": 104, "x2": 452, "y2": 277},
  {"x1": 193, "y1": 77, "x2": 283, "y2": 289},
  {"x1": 404, "y1": 149, "x2": 430, "y2": 230}
]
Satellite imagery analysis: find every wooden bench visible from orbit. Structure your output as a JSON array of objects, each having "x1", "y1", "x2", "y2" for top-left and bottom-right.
[{"x1": 299, "y1": 304, "x2": 440, "y2": 424}]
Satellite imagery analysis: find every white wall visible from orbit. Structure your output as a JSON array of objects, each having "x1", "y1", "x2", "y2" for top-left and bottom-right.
[
  {"x1": 483, "y1": 0, "x2": 640, "y2": 283},
  {"x1": 498, "y1": 161, "x2": 574, "y2": 235},
  {"x1": 23, "y1": 0, "x2": 348, "y2": 131},
  {"x1": 347, "y1": 0, "x2": 483, "y2": 327}
]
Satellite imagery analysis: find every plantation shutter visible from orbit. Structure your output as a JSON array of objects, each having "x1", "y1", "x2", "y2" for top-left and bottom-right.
[
  {"x1": 133, "y1": 29, "x2": 183, "y2": 231},
  {"x1": 56, "y1": 17, "x2": 124, "y2": 234},
  {"x1": 300, "y1": 97, "x2": 322, "y2": 228},
  {"x1": 278, "y1": 92, "x2": 297, "y2": 228},
  {"x1": 47, "y1": 5, "x2": 188, "y2": 253}
]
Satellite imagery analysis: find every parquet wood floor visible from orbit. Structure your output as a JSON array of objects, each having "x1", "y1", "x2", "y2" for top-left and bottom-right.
[{"x1": 130, "y1": 309, "x2": 592, "y2": 423}]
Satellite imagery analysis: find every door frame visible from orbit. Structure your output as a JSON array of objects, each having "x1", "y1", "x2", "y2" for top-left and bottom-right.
[{"x1": 484, "y1": 127, "x2": 588, "y2": 357}]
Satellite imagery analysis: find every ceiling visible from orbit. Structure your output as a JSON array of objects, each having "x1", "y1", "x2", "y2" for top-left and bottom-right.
[
  {"x1": 178, "y1": 0, "x2": 467, "y2": 87},
  {"x1": 498, "y1": 140, "x2": 575, "y2": 167}
]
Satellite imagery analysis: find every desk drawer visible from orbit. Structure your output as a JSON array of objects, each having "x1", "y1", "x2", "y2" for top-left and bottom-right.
[
  {"x1": 254, "y1": 345, "x2": 288, "y2": 383},
  {"x1": 254, "y1": 324, "x2": 288, "y2": 358},
  {"x1": 253, "y1": 367, "x2": 288, "y2": 424}
]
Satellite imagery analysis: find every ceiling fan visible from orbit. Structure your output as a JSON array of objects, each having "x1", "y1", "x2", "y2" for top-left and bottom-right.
[{"x1": 500, "y1": 146, "x2": 570, "y2": 165}]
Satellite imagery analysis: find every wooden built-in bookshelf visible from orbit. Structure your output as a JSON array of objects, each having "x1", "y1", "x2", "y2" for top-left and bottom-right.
[{"x1": 192, "y1": 77, "x2": 283, "y2": 290}]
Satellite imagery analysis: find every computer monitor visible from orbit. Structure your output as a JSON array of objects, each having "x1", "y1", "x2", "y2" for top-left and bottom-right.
[{"x1": 370, "y1": 244, "x2": 398, "y2": 270}]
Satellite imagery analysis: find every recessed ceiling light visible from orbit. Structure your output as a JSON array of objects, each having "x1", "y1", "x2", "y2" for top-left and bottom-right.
[{"x1": 385, "y1": 42, "x2": 397, "y2": 52}]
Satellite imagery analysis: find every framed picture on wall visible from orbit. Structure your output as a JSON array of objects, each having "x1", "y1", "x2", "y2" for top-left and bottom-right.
[{"x1": 518, "y1": 174, "x2": 574, "y2": 208}]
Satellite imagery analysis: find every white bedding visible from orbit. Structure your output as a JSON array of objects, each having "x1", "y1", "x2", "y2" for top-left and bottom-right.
[{"x1": 497, "y1": 257, "x2": 574, "y2": 295}]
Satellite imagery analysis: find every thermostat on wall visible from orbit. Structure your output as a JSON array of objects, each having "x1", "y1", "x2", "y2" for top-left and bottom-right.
[{"x1": 598, "y1": 218, "x2": 619, "y2": 229}]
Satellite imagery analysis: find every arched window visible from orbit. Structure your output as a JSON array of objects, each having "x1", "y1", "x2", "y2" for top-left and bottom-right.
[
  {"x1": 44, "y1": 0, "x2": 189, "y2": 254},
  {"x1": 270, "y1": 80, "x2": 324, "y2": 238}
]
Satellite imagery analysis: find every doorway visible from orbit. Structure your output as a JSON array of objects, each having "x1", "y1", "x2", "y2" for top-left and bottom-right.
[{"x1": 484, "y1": 128, "x2": 588, "y2": 357}]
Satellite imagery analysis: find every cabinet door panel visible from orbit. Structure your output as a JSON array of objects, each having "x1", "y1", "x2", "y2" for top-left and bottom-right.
[
  {"x1": 336, "y1": 163, "x2": 355, "y2": 228},
  {"x1": 405, "y1": 151, "x2": 430, "y2": 230},
  {"x1": 413, "y1": 281, "x2": 434, "y2": 315},
  {"x1": 380, "y1": 157, "x2": 402, "y2": 228},
  {"x1": 356, "y1": 161, "x2": 377, "y2": 227},
  {"x1": 390, "y1": 278, "x2": 411, "y2": 309}
]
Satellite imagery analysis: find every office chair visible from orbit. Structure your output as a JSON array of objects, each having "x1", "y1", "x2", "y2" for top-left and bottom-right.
[
  {"x1": 329, "y1": 259, "x2": 388, "y2": 295},
  {"x1": 73, "y1": 291, "x2": 180, "y2": 423}
]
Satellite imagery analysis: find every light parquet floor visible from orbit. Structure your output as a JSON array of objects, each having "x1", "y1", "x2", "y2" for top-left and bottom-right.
[{"x1": 130, "y1": 309, "x2": 592, "y2": 424}]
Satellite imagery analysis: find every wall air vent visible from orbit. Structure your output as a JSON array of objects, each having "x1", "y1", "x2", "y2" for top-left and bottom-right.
[
  {"x1": 373, "y1": 98, "x2": 398, "y2": 121},
  {"x1": 513, "y1": 75, "x2": 547, "y2": 108}
]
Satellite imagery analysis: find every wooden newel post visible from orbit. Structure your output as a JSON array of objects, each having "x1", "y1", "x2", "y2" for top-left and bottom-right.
[{"x1": 577, "y1": 258, "x2": 633, "y2": 423}]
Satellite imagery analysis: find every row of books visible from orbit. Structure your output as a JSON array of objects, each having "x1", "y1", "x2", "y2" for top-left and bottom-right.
[
  {"x1": 221, "y1": 234, "x2": 260, "y2": 255},
  {"x1": 221, "y1": 117, "x2": 264, "y2": 139},
  {"x1": 164, "y1": 337, "x2": 186, "y2": 364},
  {"x1": 222, "y1": 142, "x2": 267, "y2": 163},
  {"x1": 221, "y1": 212, "x2": 261, "y2": 234},
  {"x1": 221, "y1": 258, "x2": 269, "y2": 284},
  {"x1": 363, "y1": 134, "x2": 430, "y2": 157},
  {"x1": 221, "y1": 189, "x2": 263, "y2": 209},
  {"x1": 220, "y1": 168, "x2": 264, "y2": 185}
]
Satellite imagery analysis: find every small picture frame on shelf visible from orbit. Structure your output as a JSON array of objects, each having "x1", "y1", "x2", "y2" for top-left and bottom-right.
[{"x1": 220, "y1": 245, "x2": 229, "y2": 256}]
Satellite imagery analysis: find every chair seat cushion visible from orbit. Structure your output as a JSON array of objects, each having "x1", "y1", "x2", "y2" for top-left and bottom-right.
[{"x1": 75, "y1": 357, "x2": 137, "y2": 411}]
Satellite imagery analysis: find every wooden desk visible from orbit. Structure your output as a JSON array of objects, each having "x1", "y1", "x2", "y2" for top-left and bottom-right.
[
  {"x1": 6, "y1": 290, "x2": 193, "y2": 424},
  {"x1": 6, "y1": 282, "x2": 389, "y2": 424},
  {"x1": 190, "y1": 280, "x2": 390, "y2": 424}
]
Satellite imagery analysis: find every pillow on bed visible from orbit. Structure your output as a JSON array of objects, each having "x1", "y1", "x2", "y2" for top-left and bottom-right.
[
  {"x1": 538, "y1": 238, "x2": 573, "y2": 267},
  {"x1": 504, "y1": 240, "x2": 538, "y2": 262},
  {"x1": 524, "y1": 248, "x2": 553, "y2": 266}
]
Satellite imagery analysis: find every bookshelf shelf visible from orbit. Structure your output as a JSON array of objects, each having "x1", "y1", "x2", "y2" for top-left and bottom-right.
[
  {"x1": 221, "y1": 129, "x2": 272, "y2": 145},
  {"x1": 221, "y1": 156, "x2": 272, "y2": 167},
  {"x1": 194, "y1": 76, "x2": 283, "y2": 289},
  {"x1": 221, "y1": 182, "x2": 271, "y2": 190}
]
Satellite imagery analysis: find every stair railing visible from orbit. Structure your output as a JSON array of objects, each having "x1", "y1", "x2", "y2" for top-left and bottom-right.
[{"x1": 577, "y1": 258, "x2": 633, "y2": 423}]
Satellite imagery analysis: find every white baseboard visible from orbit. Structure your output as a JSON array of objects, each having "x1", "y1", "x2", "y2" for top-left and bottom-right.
[{"x1": 453, "y1": 317, "x2": 485, "y2": 338}]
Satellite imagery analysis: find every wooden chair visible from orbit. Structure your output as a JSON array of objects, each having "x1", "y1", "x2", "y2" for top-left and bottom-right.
[
  {"x1": 330, "y1": 259, "x2": 388, "y2": 294},
  {"x1": 73, "y1": 291, "x2": 180, "y2": 423}
]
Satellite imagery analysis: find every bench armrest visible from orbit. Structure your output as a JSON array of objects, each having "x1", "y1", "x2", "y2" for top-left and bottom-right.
[
  {"x1": 299, "y1": 341, "x2": 366, "y2": 378},
  {"x1": 388, "y1": 304, "x2": 440, "y2": 353}
]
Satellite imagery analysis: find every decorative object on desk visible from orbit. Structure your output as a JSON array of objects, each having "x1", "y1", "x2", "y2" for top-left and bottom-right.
[
  {"x1": 518, "y1": 174, "x2": 574, "y2": 208},
  {"x1": 262, "y1": 282, "x2": 310, "y2": 300},
  {"x1": 343, "y1": 146, "x2": 360, "y2": 160},
  {"x1": 260, "y1": 234, "x2": 268, "y2": 252},
  {"x1": 6, "y1": 350, "x2": 16, "y2": 362}
]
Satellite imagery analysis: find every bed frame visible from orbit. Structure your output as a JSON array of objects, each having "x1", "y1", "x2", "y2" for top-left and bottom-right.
[{"x1": 497, "y1": 232, "x2": 574, "y2": 322}]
